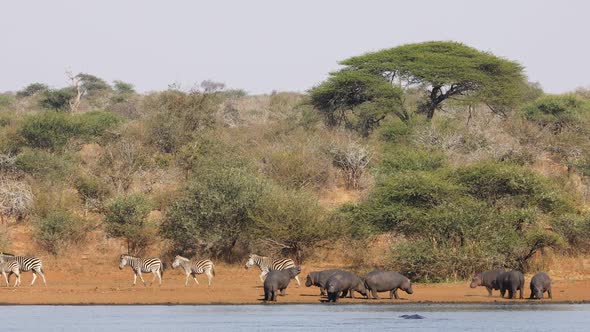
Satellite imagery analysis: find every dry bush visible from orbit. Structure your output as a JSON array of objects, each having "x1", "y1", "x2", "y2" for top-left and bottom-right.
[
  {"x1": 98, "y1": 138, "x2": 150, "y2": 193},
  {"x1": 0, "y1": 178, "x2": 34, "y2": 222},
  {"x1": 329, "y1": 138, "x2": 372, "y2": 190}
]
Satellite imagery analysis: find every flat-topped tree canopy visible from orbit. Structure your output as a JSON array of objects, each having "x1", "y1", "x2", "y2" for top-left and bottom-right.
[{"x1": 341, "y1": 41, "x2": 526, "y2": 119}]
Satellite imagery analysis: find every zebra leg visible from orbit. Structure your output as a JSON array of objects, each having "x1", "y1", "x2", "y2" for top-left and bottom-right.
[
  {"x1": 133, "y1": 273, "x2": 137, "y2": 286},
  {"x1": 193, "y1": 274, "x2": 200, "y2": 285},
  {"x1": 30, "y1": 272, "x2": 37, "y2": 286},
  {"x1": 150, "y1": 271, "x2": 157, "y2": 286},
  {"x1": 260, "y1": 271, "x2": 268, "y2": 283},
  {"x1": 294, "y1": 275, "x2": 301, "y2": 287},
  {"x1": 37, "y1": 270, "x2": 47, "y2": 287},
  {"x1": 137, "y1": 272, "x2": 146, "y2": 286},
  {"x1": 14, "y1": 272, "x2": 21, "y2": 287},
  {"x1": 185, "y1": 273, "x2": 190, "y2": 287},
  {"x1": 157, "y1": 270, "x2": 162, "y2": 286},
  {"x1": 206, "y1": 270, "x2": 213, "y2": 287},
  {"x1": 1, "y1": 271, "x2": 7, "y2": 287}
]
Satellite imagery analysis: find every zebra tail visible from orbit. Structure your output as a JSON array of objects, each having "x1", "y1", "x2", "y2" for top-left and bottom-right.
[
  {"x1": 160, "y1": 262, "x2": 166, "y2": 278},
  {"x1": 212, "y1": 265, "x2": 216, "y2": 277}
]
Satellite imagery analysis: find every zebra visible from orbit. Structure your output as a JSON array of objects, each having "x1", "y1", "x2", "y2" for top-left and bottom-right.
[
  {"x1": 0, "y1": 253, "x2": 45, "y2": 286},
  {"x1": 0, "y1": 260, "x2": 21, "y2": 287},
  {"x1": 171, "y1": 255, "x2": 215, "y2": 287},
  {"x1": 245, "y1": 254, "x2": 301, "y2": 286},
  {"x1": 118, "y1": 254, "x2": 165, "y2": 286}
]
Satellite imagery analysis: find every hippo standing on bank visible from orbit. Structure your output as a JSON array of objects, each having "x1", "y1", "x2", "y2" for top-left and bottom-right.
[
  {"x1": 364, "y1": 270, "x2": 413, "y2": 300},
  {"x1": 469, "y1": 269, "x2": 505, "y2": 296},
  {"x1": 263, "y1": 266, "x2": 301, "y2": 302},
  {"x1": 325, "y1": 270, "x2": 368, "y2": 302},
  {"x1": 498, "y1": 270, "x2": 525, "y2": 299},
  {"x1": 305, "y1": 269, "x2": 343, "y2": 296},
  {"x1": 529, "y1": 272, "x2": 552, "y2": 299}
]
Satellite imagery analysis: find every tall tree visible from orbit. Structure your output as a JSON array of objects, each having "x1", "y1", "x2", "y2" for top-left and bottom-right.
[
  {"x1": 309, "y1": 70, "x2": 403, "y2": 136},
  {"x1": 341, "y1": 41, "x2": 526, "y2": 119}
]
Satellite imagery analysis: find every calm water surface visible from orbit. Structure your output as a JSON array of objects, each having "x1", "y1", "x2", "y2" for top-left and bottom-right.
[{"x1": 4, "y1": 304, "x2": 590, "y2": 331}]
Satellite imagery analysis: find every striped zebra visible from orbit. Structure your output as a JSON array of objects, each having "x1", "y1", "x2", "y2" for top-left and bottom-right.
[
  {"x1": 0, "y1": 253, "x2": 45, "y2": 286},
  {"x1": 0, "y1": 260, "x2": 21, "y2": 287},
  {"x1": 118, "y1": 254, "x2": 165, "y2": 286},
  {"x1": 171, "y1": 255, "x2": 215, "y2": 287},
  {"x1": 245, "y1": 254, "x2": 301, "y2": 286}
]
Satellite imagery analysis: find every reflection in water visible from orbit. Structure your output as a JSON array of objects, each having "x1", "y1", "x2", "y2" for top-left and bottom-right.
[{"x1": 3, "y1": 304, "x2": 590, "y2": 331}]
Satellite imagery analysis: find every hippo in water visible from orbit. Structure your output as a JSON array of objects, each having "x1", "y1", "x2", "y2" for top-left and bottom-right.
[
  {"x1": 325, "y1": 270, "x2": 368, "y2": 302},
  {"x1": 529, "y1": 272, "x2": 552, "y2": 299},
  {"x1": 364, "y1": 270, "x2": 413, "y2": 300},
  {"x1": 305, "y1": 269, "x2": 343, "y2": 296},
  {"x1": 470, "y1": 269, "x2": 505, "y2": 296},
  {"x1": 498, "y1": 270, "x2": 525, "y2": 299},
  {"x1": 263, "y1": 266, "x2": 301, "y2": 302}
]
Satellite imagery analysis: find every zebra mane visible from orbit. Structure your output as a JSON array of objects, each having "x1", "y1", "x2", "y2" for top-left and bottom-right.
[
  {"x1": 175, "y1": 255, "x2": 190, "y2": 261},
  {"x1": 120, "y1": 254, "x2": 138, "y2": 259},
  {"x1": 0, "y1": 252, "x2": 15, "y2": 257}
]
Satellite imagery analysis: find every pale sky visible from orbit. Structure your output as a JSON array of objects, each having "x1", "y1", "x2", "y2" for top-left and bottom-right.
[{"x1": 1, "y1": 0, "x2": 588, "y2": 94}]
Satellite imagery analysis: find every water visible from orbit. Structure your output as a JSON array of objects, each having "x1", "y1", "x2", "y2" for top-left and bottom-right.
[{"x1": 4, "y1": 304, "x2": 590, "y2": 331}]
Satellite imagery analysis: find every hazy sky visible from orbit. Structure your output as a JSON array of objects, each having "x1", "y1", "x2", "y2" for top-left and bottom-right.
[{"x1": 1, "y1": 0, "x2": 588, "y2": 94}]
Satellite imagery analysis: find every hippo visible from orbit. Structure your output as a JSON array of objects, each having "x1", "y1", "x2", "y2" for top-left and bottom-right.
[
  {"x1": 498, "y1": 270, "x2": 525, "y2": 299},
  {"x1": 325, "y1": 270, "x2": 368, "y2": 302},
  {"x1": 364, "y1": 270, "x2": 413, "y2": 300},
  {"x1": 529, "y1": 272, "x2": 552, "y2": 300},
  {"x1": 305, "y1": 269, "x2": 344, "y2": 296},
  {"x1": 469, "y1": 269, "x2": 505, "y2": 296},
  {"x1": 263, "y1": 266, "x2": 301, "y2": 302}
]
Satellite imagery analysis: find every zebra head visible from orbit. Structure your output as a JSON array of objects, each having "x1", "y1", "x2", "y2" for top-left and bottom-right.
[
  {"x1": 119, "y1": 255, "x2": 130, "y2": 270},
  {"x1": 245, "y1": 254, "x2": 258, "y2": 270},
  {"x1": 172, "y1": 255, "x2": 189, "y2": 269}
]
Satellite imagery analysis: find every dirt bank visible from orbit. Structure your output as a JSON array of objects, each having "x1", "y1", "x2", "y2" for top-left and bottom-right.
[{"x1": 1, "y1": 264, "x2": 589, "y2": 305}]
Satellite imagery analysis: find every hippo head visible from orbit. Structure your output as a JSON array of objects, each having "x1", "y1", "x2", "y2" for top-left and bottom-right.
[
  {"x1": 532, "y1": 287, "x2": 543, "y2": 299},
  {"x1": 470, "y1": 273, "x2": 482, "y2": 288},
  {"x1": 402, "y1": 278, "x2": 414, "y2": 294},
  {"x1": 305, "y1": 274, "x2": 314, "y2": 287}
]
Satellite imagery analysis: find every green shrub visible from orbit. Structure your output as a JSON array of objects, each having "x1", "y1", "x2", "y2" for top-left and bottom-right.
[
  {"x1": 380, "y1": 145, "x2": 446, "y2": 173},
  {"x1": 104, "y1": 194, "x2": 155, "y2": 254},
  {"x1": 16, "y1": 83, "x2": 48, "y2": 98},
  {"x1": 161, "y1": 168, "x2": 268, "y2": 260},
  {"x1": 19, "y1": 111, "x2": 80, "y2": 149},
  {"x1": 18, "y1": 111, "x2": 121, "y2": 150},
  {"x1": 523, "y1": 94, "x2": 590, "y2": 132},
  {"x1": 14, "y1": 149, "x2": 73, "y2": 180},
  {"x1": 251, "y1": 187, "x2": 333, "y2": 260},
  {"x1": 34, "y1": 210, "x2": 91, "y2": 255},
  {"x1": 39, "y1": 88, "x2": 76, "y2": 111},
  {"x1": 74, "y1": 175, "x2": 110, "y2": 211},
  {"x1": 0, "y1": 94, "x2": 15, "y2": 111},
  {"x1": 73, "y1": 111, "x2": 122, "y2": 139}
]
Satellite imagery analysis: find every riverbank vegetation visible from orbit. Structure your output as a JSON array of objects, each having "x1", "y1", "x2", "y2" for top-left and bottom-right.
[{"x1": 1, "y1": 42, "x2": 590, "y2": 281}]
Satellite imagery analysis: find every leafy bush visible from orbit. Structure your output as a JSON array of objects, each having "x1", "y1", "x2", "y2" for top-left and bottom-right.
[
  {"x1": 104, "y1": 194, "x2": 155, "y2": 254},
  {"x1": 39, "y1": 88, "x2": 76, "y2": 111},
  {"x1": 161, "y1": 168, "x2": 267, "y2": 260},
  {"x1": 19, "y1": 112, "x2": 80, "y2": 149},
  {"x1": 18, "y1": 111, "x2": 121, "y2": 150},
  {"x1": 380, "y1": 145, "x2": 446, "y2": 173},
  {"x1": 73, "y1": 111, "x2": 122, "y2": 139},
  {"x1": 523, "y1": 94, "x2": 590, "y2": 132},
  {"x1": 34, "y1": 210, "x2": 90, "y2": 255},
  {"x1": 74, "y1": 175, "x2": 110, "y2": 211},
  {"x1": 14, "y1": 149, "x2": 73, "y2": 180},
  {"x1": 16, "y1": 83, "x2": 48, "y2": 98},
  {"x1": 251, "y1": 187, "x2": 333, "y2": 261},
  {"x1": 0, "y1": 94, "x2": 15, "y2": 111}
]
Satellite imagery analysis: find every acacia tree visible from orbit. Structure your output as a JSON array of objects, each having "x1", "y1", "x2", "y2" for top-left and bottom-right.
[
  {"x1": 309, "y1": 70, "x2": 403, "y2": 136},
  {"x1": 341, "y1": 41, "x2": 526, "y2": 119}
]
